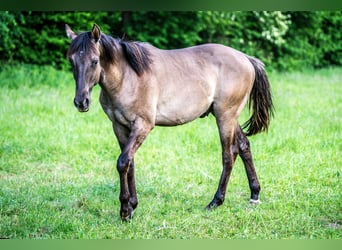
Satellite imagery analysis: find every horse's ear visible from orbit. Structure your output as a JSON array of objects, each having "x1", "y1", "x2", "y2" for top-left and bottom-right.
[
  {"x1": 65, "y1": 24, "x2": 76, "y2": 40},
  {"x1": 91, "y1": 23, "x2": 101, "y2": 42}
]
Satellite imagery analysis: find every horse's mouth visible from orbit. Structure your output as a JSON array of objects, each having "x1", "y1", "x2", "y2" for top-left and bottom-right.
[
  {"x1": 77, "y1": 107, "x2": 89, "y2": 112},
  {"x1": 76, "y1": 105, "x2": 89, "y2": 113}
]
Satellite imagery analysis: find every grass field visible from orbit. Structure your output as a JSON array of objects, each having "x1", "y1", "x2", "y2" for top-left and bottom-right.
[{"x1": 0, "y1": 64, "x2": 341, "y2": 239}]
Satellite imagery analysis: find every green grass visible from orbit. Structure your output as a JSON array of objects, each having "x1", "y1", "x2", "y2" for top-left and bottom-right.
[{"x1": 0, "y1": 64, "x2": 341, "y2": 239}]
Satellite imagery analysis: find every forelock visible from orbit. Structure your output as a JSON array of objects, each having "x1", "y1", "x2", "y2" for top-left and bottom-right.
[{"x1": 67, "y1": 32, "x2": 97, "y2": 57}]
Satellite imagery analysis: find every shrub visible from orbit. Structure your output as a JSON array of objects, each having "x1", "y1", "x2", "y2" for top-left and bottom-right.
[{"x1": 0, "y1": 11, "x2": 341, "y2": 71}]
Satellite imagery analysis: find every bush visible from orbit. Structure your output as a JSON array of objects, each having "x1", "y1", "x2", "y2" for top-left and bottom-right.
[
  {"x1": 0, "y1": 11, "x2": 341, "y2": 71},
  {"x1": 197, "y1": 11, "x2": 291, "y2": 70},
  {"x1": 9, "y1": 12, "x2": 121, "y2": 70},
  {"x1": 0, "y1": 11, "x2": 24, "y2": 62},
  {"x1": 121, "y1": 11, "x2": 203, "y2": 49},
  {"x1": 277, "y1": 11, "x2": 342, "y2": 71}
]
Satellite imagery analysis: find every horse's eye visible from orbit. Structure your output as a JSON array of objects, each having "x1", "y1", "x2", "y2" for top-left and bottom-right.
[{"x1": 91, "y1": 59, "x2": 98, "y2": 68}]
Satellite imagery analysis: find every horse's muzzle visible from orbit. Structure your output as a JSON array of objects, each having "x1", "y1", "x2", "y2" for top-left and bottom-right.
[{"x1": 74, "y1": 97, "x2": 90, "y2": 112}]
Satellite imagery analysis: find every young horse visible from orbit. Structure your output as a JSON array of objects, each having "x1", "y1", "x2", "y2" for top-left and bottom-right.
[{"x1": 65, "y1": 24, "x2": 274, "y2": 221}]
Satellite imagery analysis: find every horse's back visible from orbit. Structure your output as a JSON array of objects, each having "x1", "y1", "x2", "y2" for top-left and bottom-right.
[{"x1": 152, "y1": 43, "x2": 254, "y2": 93}]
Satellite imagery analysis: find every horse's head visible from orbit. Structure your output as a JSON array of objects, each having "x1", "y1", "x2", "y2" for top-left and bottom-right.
[{"x1": 65, "y1": 24, "x2": 103, "y2": 112}]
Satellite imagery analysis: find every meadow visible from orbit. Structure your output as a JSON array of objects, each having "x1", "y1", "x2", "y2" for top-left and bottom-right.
[{"x1": 0, "y1": 64, "x2": 341, "y2": 239}]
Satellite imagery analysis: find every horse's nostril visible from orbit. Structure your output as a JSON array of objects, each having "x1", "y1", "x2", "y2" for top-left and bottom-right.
[
  {"x1": 74, "y1": 98, "x2": 79, "y2": 107},
  {"x1": 83, "y1": 98, "x2": 89, "y2": 108}
]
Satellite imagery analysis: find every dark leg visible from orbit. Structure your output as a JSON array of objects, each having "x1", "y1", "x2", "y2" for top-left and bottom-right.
[
  {"x1": 206, "y1": 116, "x2": 237, "y2": 209},
  {"x1": 235, "y1": 125, "x2": 261, "y2": 204},
  {"x1": 117, "y1": 157, "x2": 138, "y2": 220},
  {"x1": 127, "y1": 159, "x2": 138, "y2": 210},
  {"x1": 113, "y1": 118, "x2": 152, "y2": 221},
  {"x1": 113, "y1": 123, "x2": 131, "y2": 220},
  {"x1": 117, "y1": 154, "x2": 132, "y2": 221}
]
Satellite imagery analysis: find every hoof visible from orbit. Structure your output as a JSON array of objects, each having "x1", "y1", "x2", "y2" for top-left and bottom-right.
[
  {"x1": 205, "y1": 203, "x2": 217, "y2": 210},
  {"x1": 205, "y1": 199, "x2": 223, "y2": 210},
  {"x1": 120, "y1": 209, "x2": 135, "y2": 222},
  {"x1": 249, "y1": 199, "x2": 261, "y2": 205}
]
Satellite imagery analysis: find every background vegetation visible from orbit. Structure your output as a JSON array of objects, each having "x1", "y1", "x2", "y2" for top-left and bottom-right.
[{"x1": 0, "y1": 11, "x2": 341, "y2": 71}]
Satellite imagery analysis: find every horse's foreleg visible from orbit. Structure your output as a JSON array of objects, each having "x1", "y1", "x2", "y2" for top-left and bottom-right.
[
  {"x1": 116, "y1": 156, "x2": 138, "y2": 221},
  {"x1": 236, "y1": 125, "x2": 261, "y2": 204},
  {"x1": 116, "y1": 155, "x2": 132, "y2": 221},
  {"x1": 114, "y1": 118, "x2": 152, "y2": 221},
  {"x1": 127, "y1": 159, "x2": 138, "y2": 210}
]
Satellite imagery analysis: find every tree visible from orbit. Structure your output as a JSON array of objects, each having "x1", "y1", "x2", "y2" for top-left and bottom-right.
[{"x1": 1, "y1": 11, "x2": 341, "y2": 71}]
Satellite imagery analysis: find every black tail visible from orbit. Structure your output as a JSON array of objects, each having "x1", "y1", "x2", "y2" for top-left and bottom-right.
[{"x1": 242, "y1": 56, "x2": 274, "y2": 136}]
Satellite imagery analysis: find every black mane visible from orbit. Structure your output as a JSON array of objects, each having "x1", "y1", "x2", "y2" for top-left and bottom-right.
[
  {"x1": 98, "y1": 34, "x2": 120, "y2": 64},
  {"x1": 67, "y1": 31, "x2": 152, "y2": 76},
  {"x1": 119, "y1": 39, "x2": 153, "y2": 76}
]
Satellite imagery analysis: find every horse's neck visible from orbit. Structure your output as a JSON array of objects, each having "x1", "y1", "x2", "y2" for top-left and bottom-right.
[
  {"x1": 99, "y1": 64, "x2": 123, "y2": 94},
  {"x1": 99, "y1": 53, "x2": 140, "y2": 97}
]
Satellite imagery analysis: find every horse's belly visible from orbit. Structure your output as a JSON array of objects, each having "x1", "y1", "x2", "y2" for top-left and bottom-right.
[{"x1": 155, "y1": 96, "x2": 212, "y2": 126}]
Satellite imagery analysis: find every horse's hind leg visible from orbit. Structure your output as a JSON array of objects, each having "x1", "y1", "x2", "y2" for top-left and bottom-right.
[
  {"x1": 235, "y1": 125, "x2": 261, "y2": 204},
  {"x1": 206, "y1": 113, "x2": 237, "y2": 209}
]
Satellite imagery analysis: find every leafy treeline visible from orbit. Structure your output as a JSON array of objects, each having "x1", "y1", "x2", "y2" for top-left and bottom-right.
[{"x1": 0, "y1": 11, "x2": 341, "y2": 71}]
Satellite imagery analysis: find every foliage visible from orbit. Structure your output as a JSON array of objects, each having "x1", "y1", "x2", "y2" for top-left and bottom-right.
[
  {"x1": 198, "y1": 11, "x2": 291, "y2": 69},
  {"x1": 0, "y1": 11, "x2": 24, "y2": 61},
  {"x1": 277, "y1": 12, "x2": 342, "y2": 70},
  {"x1": 0, "y1": 65, "x2": 341, "y2": 238},
  {"x1": 122, "y1": 11, "x2": 203, "y2": 49},
  {"x1": 0, "y1": 11, "x2": 341, "y2": 71},
  {"x1": 1, "y1": 12, "x2": 121, "y2": 70}
]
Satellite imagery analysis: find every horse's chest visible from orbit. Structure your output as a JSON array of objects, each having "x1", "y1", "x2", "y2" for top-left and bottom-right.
[
  {"x1": 100, "y1": 99, "x2": 131, "y2": 126},
  {"x1": 99, "y1": 91, "x2": 116, "y2": 122},
  {"x1": 100, "y1": 102, "x2": 114, "y2": 121},
  {"x1": 113, "y1": 109, "x2": 133, "y2": 128}
]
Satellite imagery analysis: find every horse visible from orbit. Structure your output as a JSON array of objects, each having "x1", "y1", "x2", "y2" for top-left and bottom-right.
[{"x1": 65, "y1": 23, "x2": 274, "y2": 221}]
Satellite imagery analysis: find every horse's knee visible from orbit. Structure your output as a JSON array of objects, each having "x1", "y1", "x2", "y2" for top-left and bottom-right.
[{"x1": 117, "y1": 153, "x2": 131, "y2": 173}]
